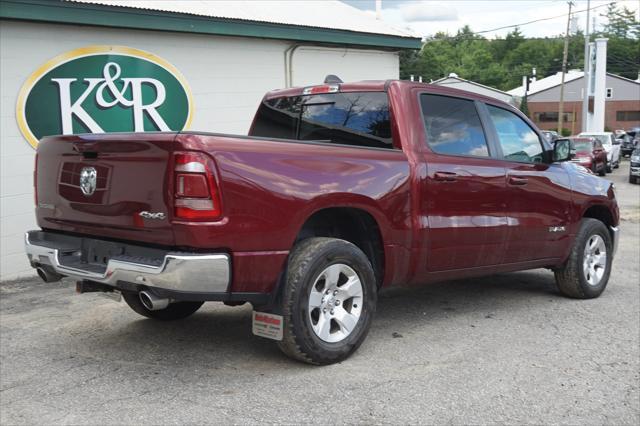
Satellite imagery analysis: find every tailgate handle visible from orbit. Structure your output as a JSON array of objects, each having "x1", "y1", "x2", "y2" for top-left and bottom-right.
[
  {"x1": 73, "y1": 143, "x2": 99, "y2": 158},
  {"x1": 434, "y1": 171, "x2": 457, "y2": 182}
]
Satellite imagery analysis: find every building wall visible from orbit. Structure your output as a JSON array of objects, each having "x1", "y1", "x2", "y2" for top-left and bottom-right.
[
  {"x1": 528, "y1": 100, "x2": 640, "y2": 133},
  {"x1": 529, "y1": 75, "x2": 640, "y2": 102},
  {"x1": 0, "y1": 19, "x2": 399, "y2": 280}
]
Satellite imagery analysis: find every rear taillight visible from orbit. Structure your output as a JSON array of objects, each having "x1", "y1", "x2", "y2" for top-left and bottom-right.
[
  {"x1": 33, "y1": 153, "x2": 38, "y2": 205},
  {"x1": 173, "y1": 152, "x2": 222, "y2": 221}
]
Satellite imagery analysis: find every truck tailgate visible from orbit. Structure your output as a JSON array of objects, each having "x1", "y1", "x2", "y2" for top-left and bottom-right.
[{"x1": 36, "y1": 133, "x2": 177, "y2": 246}]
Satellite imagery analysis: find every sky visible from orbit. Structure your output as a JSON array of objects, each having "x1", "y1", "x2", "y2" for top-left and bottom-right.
[{"x1": 341, "y1": 0, "x2": 640, "y2": 39}]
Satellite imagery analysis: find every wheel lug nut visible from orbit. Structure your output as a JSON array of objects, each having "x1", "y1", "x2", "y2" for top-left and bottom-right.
[
  {"x1": 325, "y1": 290, "x2": 330, "y2": 295},
  {"x1": 333, "y1": 290, "x2": 338, "y2": 295},
  {"x1": 323, "y1": 308, "x2": 326, "y2": 313},
  {"x1": 335, "y1": 300, "x2": 341, "y2": 306},
  {"x1": 330, "y1": 309, "x2": 334, "y2": 315}
]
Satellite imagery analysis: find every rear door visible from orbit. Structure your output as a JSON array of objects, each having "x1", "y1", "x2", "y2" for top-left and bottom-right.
[
  {"x1": 419, "y1": 93, "x2": 508, "y2": 271},
  {"x1": 36, "y1": 132, "x2": 177, "y2": 245},
  {"x1": 482, "y1": 103, "x2": 572, "y2": 262}
]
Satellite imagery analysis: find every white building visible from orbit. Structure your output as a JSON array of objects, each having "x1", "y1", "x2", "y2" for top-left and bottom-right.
[
  {"x1": 0, "y1": 0, "x2": 420, "y2": 280},
  {"x1": 432, "y1": 73, "x2": 517, "y2": 106}
]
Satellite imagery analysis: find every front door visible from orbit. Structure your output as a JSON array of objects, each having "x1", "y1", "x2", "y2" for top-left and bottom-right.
[
  {"x1": 482, "y1": 103, "x2": 572, "y2": 263},
  {"x1": 419, "y1": 93, "x2": 508, "y2": 271}
]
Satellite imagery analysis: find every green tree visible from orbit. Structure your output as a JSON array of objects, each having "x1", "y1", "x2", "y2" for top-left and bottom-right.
[
  {"x1": 600, "y1": 4, "x2": 640, "y2": 39},
  {"x1": 399, "y1": 14, "x2": 639, "y2": 92}
]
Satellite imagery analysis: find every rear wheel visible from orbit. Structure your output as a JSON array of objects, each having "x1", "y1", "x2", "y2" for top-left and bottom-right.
[
  {"x1": 122, "y1": 291, "x2": 204, "y2": 320},
  {"x1": 277, "y1": 238, "x2": 377, "y2": 365},
  {"x1": 554, "y1": 219, "x2": 612, "y2": 299}
]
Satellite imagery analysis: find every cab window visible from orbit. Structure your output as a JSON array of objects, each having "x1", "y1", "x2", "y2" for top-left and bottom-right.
[
  {"x1": 420, "y1": 94, "x2": 490, "y2": 157},
  {"x1": 487, "y1": 105, "x2": 544, "y2": 163}
]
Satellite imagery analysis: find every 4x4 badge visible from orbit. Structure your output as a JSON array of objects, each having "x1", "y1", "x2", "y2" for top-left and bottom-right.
[
  {"x1": 139, "y1": 211, "x2": 166, "y2": 220},
  {"x1": 549, "y1": 226, "x2": 566, "y2": 233}
]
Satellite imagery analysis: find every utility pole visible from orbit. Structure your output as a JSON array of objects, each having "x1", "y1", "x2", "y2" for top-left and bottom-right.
[
  {"x1": 557, "y1": 1, "x2": 574, "y2": 135},
  {"x1": 581, "y1": 0, "x2": 591, "y2": 132}
]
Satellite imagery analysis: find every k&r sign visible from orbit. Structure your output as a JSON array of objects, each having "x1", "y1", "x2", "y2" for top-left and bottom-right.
[{"x1": 16, "y1": 46, "x2": 193, "y2": 149}]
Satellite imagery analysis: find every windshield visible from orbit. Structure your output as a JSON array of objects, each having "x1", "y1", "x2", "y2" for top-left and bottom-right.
[
  {"x1": 573, "y1": 141, "x2": 592, "y2": 152},
  {"x1": 581, "y1": 134, "x2": 610, "y2": 145}
]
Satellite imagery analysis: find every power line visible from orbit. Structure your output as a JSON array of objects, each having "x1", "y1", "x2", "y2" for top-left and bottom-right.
[
  {"x1": 422, "y1": 1, "x2": 616, "y2": 41},
  {"x1": 474, "y1": 1, "x2": 612, "y2": 35}
]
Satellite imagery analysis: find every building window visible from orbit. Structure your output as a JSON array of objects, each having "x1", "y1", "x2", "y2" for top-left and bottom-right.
[
  {"x1": 616, "y1": 111, "x2": 640, "y2": 121},
  {"x1": 534, "y1": 112, "x2": 575, "y2": 123},
  {"x1": 606, "y1": 88, "x2": 613, "y2": 99}
]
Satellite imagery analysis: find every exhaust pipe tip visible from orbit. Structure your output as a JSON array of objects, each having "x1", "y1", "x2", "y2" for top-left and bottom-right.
[
  {"x1": 36, "y1": 266, "x2": 63, "y2": 283},
  {"x1": 139, "y1": 291, "x2": 170, "y2": 311}
]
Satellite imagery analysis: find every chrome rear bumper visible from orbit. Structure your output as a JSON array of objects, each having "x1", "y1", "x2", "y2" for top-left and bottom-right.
[{"x1": 25, "y1": 231, "x2": 230, "y2": 293}]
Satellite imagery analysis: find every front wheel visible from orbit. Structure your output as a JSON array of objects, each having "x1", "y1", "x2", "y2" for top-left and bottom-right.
[
  {"x1": 122, "y1": 291, "x2": 204, "y2": 320},
  {"x1": 554, "y1": 218, "x2": 613, "y2": 299},
  {"x1": 277, "y1": 238, "x2": 377, "y2": 365}
]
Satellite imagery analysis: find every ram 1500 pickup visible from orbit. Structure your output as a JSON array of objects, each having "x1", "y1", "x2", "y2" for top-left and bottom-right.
[{"x1": 26, "y1": 80, "x2": 620, "y2": 365}]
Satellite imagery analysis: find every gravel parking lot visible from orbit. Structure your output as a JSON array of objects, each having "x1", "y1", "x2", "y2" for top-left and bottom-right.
[{"x1": 2, "y1": 161, "x2": 639, "y2": 425}]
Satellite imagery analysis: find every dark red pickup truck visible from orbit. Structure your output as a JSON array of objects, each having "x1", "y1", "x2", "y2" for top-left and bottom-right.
[{"x1": 26, "y1": 80, "x2": 619, "y2": 364}]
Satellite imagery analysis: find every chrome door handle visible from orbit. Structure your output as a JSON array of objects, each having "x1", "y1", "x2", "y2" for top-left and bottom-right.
[
  {"x1": 508, "y1": 176, "x2": 528, "y2": 186},
  {"x1": 434, "y1": 172, "x2": 457, "y2": 182}
]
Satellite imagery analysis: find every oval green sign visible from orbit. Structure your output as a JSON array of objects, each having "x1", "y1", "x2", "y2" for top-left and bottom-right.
[{"x1": 17, "y1": 45, "x2": 194, "y2": 149}]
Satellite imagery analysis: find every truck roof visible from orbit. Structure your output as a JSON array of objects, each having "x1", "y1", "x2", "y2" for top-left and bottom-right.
[{"x1": 263, "y1": 80, "x2": 511, "y2": 107}]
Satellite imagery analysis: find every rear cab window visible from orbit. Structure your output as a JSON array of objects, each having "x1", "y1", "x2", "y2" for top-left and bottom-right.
[
  {"x1": 419, "y1": 94, "x2": 490, "y2": 157},
  {"x1": 250, "y1": 91, "x2": 394, "y2": 149}
]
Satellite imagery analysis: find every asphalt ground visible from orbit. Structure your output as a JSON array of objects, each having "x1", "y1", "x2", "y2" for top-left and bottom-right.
[{"x1": 1, "y1": 160, "x2": 639, "y2": 425}]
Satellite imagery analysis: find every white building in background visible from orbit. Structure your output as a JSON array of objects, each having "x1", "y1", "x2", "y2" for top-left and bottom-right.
[
  {"x1": 0, "y1": 0, "x2": 420, "y2": 280},
  {"x1": 432, "y1": 73, "x2": 518, "y2": 106}
]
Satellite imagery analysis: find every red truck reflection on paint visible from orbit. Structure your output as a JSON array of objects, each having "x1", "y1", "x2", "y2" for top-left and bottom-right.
[{"x1": 26, "y1": 80, "x2": 619, "y2": 365}]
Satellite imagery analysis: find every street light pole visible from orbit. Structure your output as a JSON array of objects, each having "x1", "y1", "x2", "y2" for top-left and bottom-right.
[
  {"x1": 558, "y1": 1, "x2": 574, "y2": 136},
  {"x1": 581, "y1": 0, "x2": 591, "y2": 132}
]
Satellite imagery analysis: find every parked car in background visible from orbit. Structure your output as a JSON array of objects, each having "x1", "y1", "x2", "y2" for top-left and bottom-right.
[
  {"x1": 619, "y1": 134, "x2": 637, "y2": 157},
  {"x1": 541, "y1": 130, "x2": 559, "y2": 143},
  {"x1": 568, "y1": 137, "x2": 607, "y2": 176},
  {"x1": 578, "y1": 132, "x2": 621, "y2": 172},
  {"x1": 630, "y1": 148, "x2": 640, "y2": 184}
]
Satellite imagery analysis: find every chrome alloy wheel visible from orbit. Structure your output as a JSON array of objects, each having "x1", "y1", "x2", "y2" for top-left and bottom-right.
[
  {"x1": 308, "y1": 263, "x2": 364, "y2": 343},
  {"x1": 583, "y1": 234, "x2": 607, "y2": 286}
]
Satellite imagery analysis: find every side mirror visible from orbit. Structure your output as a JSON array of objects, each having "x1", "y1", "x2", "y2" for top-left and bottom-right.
[{"x1": 553, "y1": 138, "x2": 573, "y2": 162}]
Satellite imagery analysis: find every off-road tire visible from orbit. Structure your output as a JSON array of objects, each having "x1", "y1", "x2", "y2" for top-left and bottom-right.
[
  {"x1": 122, "y1": 291, "x2": 204, "y2": 320},
  {"x1": 277, "y1": 238, "x2": 377, "y2": 365},
  {"x1": 554, "y1": 218, "x2": 612, "y2": 299}
]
